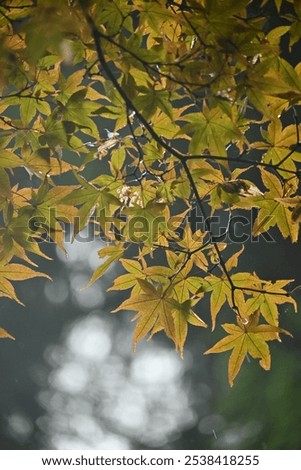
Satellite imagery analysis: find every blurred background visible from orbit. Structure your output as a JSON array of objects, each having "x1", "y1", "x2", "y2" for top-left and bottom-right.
[{"x1": 0, "y1": 225, "x2": 301, "y2": 450}]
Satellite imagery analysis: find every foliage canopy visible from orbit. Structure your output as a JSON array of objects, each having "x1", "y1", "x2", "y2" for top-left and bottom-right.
[{"x1": 0, "y1": 0, "x2": 301, "y2": 385}]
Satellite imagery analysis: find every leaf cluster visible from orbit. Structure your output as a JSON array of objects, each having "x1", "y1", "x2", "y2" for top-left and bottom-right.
[{"x1": 0, "y1": 0, "x2": 300, "y2": 385}]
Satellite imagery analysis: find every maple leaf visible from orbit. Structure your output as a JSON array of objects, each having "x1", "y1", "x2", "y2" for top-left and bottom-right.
[
  {"x1": 22, "y1": 151, "x2": 77, "y2": 177},
  {"x1": 252, "y1": 168, "x2": 298, "y2": 242},
  {"x1": 204, "y1": 248, "x2": 251, "y2": 329},
  {"x1": 172, "y1": 299, "x2": 207, "y2": 357},
  {"x1": 276, "y1": 196, "x2": 301, "y2": 226},
  {"x1": 0, "y1": 327, "x2": 15, "y2": 341},
  {"x1": 0, "y1": 214, "x2": 52, "y2": 266},
  {"x1": 257, "y1": 120, "x2": 300, "y2": 185},
  {"x1": 203, "y1": 274, "x2": 230, "y2": 329},
  {"x1": 86, "y1": 244, "x2": 125, "y2": 287},
  {"x1": 122, "y1": 200, "x2": 169, "y2": 246},
  {"x1": 178, "y1": 103, "x2": 244, "y2": 157},
  {"x1": 113, "y1": 280, "x2": 175, "y2": 347},
  {"x1": 62, "y1": 174, "x2": 122, "y2": 237},
  {"x1": 166, "y1": 252, "x2": 200, "y2": 303},
  {"x1": 176, "y1": 225, "x2": 208, "y2": 271},
  {"x1": 244, "y1": 279, "x2": 296, "y2": 326},
  {"x1": 0, "y1": 263, "x2": 51, "y2": 305},
  {"x1": 204, "y1": 312, "x2": 292, "y2": 386},
  {"x1": 113, "y1": 279, "x2": 206, "y2": 355},
  {"x1": 108, "y1": 258, "x2": 146, "y2": 293}
]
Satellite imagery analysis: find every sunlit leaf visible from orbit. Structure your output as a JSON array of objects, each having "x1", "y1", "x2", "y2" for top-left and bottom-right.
[
  {"x1": 205, "y1": 312, "x2": 292, "y2": 386},
  {"x1": 0, "y1": 328, "x2": 15, "y2": 341}
]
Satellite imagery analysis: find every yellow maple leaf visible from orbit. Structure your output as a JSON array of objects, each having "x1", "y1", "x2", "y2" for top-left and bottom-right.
[{"x1": 204, "y1": 312, "x2": 292, "y2": 386}]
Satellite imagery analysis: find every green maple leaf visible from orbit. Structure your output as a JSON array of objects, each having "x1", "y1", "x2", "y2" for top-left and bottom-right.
[{"x1": 179, "y1": 104, "x2": 243, "y2": 156}]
